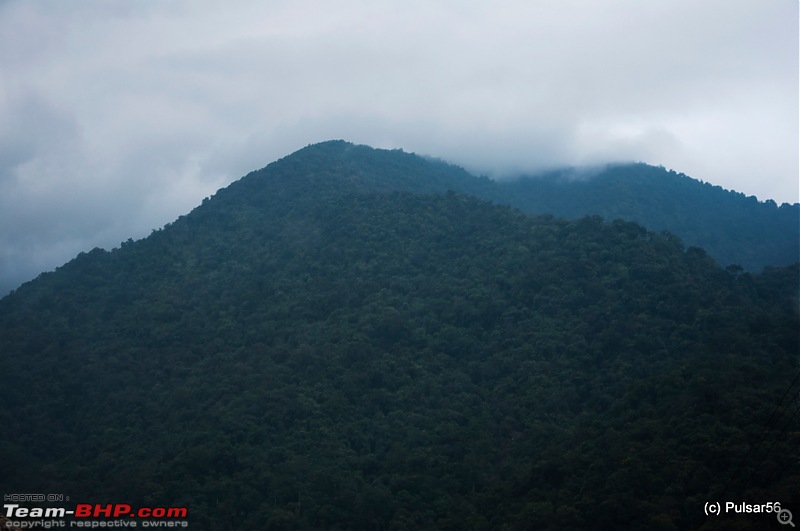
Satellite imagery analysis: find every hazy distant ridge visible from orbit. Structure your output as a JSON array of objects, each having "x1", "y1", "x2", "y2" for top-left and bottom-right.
[
  {"x1": 498, "y1": 163, "x2": 799, "y2": 271},
  {"x1": 1, "y1": 140, "x2": 797, "y2": 528},
  {"x1": 244, "y1": 141, "x2": 799, "y2": 271}
]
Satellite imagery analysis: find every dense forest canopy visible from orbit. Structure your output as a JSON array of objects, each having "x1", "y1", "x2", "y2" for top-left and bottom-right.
[
  {"x1": 1, "y1": 141, "x2": 798, "y2": 529},
  {"x1": 212, "y1": 140, "x2": 799, "y2": 271},
  {"x1": 500, "y1": 163, "x2": 799, "y2": 271}
]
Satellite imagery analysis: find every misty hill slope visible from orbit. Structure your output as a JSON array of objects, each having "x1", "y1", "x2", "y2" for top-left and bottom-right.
[
  {"x1": 208, "y1": 140, "x2": 798, "y2": 271},
  {"x1": 500, "y1": 164, "x2": 800, "y2": 271},
  {"x1": 173, "y1": 140, "x2": 800, "y2": 273},
  {"x1": 1, "y1": 141, "x2": 798, "y2": 530}
]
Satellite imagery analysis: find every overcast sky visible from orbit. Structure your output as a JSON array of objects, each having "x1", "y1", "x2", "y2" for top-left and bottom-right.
[{"x1": 1, "y1": 0, "x2": 797, "y2": 295}]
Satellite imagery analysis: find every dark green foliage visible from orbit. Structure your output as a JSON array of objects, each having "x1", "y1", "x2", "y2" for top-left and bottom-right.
[
  {"x1": 501, "y1": 164, "x2": 800, "y2": 272},
  {"x1": 211, "y1": 140, "x2": 800, "y2": 272},
  {"x1": 0, "y1": 141, "x2": 798, "y2": 530},
  {"x1": 213, "y1": 141, "x2": 799, "y2": 271}
]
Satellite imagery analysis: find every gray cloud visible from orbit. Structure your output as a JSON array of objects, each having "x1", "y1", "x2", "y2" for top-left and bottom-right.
[{"x1": 0, "y1": 0, "x2": 797, "y2": 295}]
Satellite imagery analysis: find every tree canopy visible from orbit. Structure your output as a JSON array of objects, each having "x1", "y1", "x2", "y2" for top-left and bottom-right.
[{"x1": 1, "y1": 141, "x2": 798, "y2": 529}]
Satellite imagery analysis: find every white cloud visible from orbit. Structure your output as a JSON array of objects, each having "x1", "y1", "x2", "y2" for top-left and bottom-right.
[{"x1": 0, "y1": 0, "x2": 797, "y2": 294}]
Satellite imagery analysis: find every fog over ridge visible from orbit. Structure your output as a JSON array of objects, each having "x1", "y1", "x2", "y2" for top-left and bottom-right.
[{"x1": 0, "y1": 0, "x2": 796, "y2": 295}]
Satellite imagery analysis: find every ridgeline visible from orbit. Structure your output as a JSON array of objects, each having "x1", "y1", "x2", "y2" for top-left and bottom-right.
[{"x1": 1, "y1": 141, "x2": 798, "y2": 529}]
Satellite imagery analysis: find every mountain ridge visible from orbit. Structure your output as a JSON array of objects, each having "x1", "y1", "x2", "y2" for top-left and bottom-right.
[
  {"x1": 4, "y1": 139, "x2": 796, "y2": 298},
  {"x1": 210, "y1": 139, "x2": 800, "y2": 271},
  {"x1": 0, "y1": 141, "x2": 797, "y2": 529}
]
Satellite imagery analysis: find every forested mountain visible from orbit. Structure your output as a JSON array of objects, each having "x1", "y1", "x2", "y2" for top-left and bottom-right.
[
  {"x1": 499, "y1": 164, "x2": 799, "y2": 272},
  {"x1": 1, "y1": 141, "x2": 798, "y2": 530},
  {"x1": 176, "y1": 140, "x2": 799, "y2": 271},
  {"x1": 184, "y1": 140, "x2": 800, "y2": 272}
]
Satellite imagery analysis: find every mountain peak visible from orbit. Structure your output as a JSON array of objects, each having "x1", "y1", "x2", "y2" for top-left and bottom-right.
[
  {"x1": 208, "y1": 142, "x2": 797, "y2": 270},
  {"x1": 1, "y1": 141, "x2": 797, "y2": 529},
  {"x1": 215, "y1": 139, "x2": 488, "y2": 209}
]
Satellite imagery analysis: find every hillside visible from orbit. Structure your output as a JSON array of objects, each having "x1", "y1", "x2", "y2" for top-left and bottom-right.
[
  {"x1": 1, "y1": 141, "x2": 798, "y2": 530},
  {"x1": 202, "y1": 140, "x2": 800, "y2": 271},
  {"x1": 499, "y1": 164, "x2": 799, "y2": 271},
  {"x1": 212, "y1": 140, "x2": 800, "y2": 271}
]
